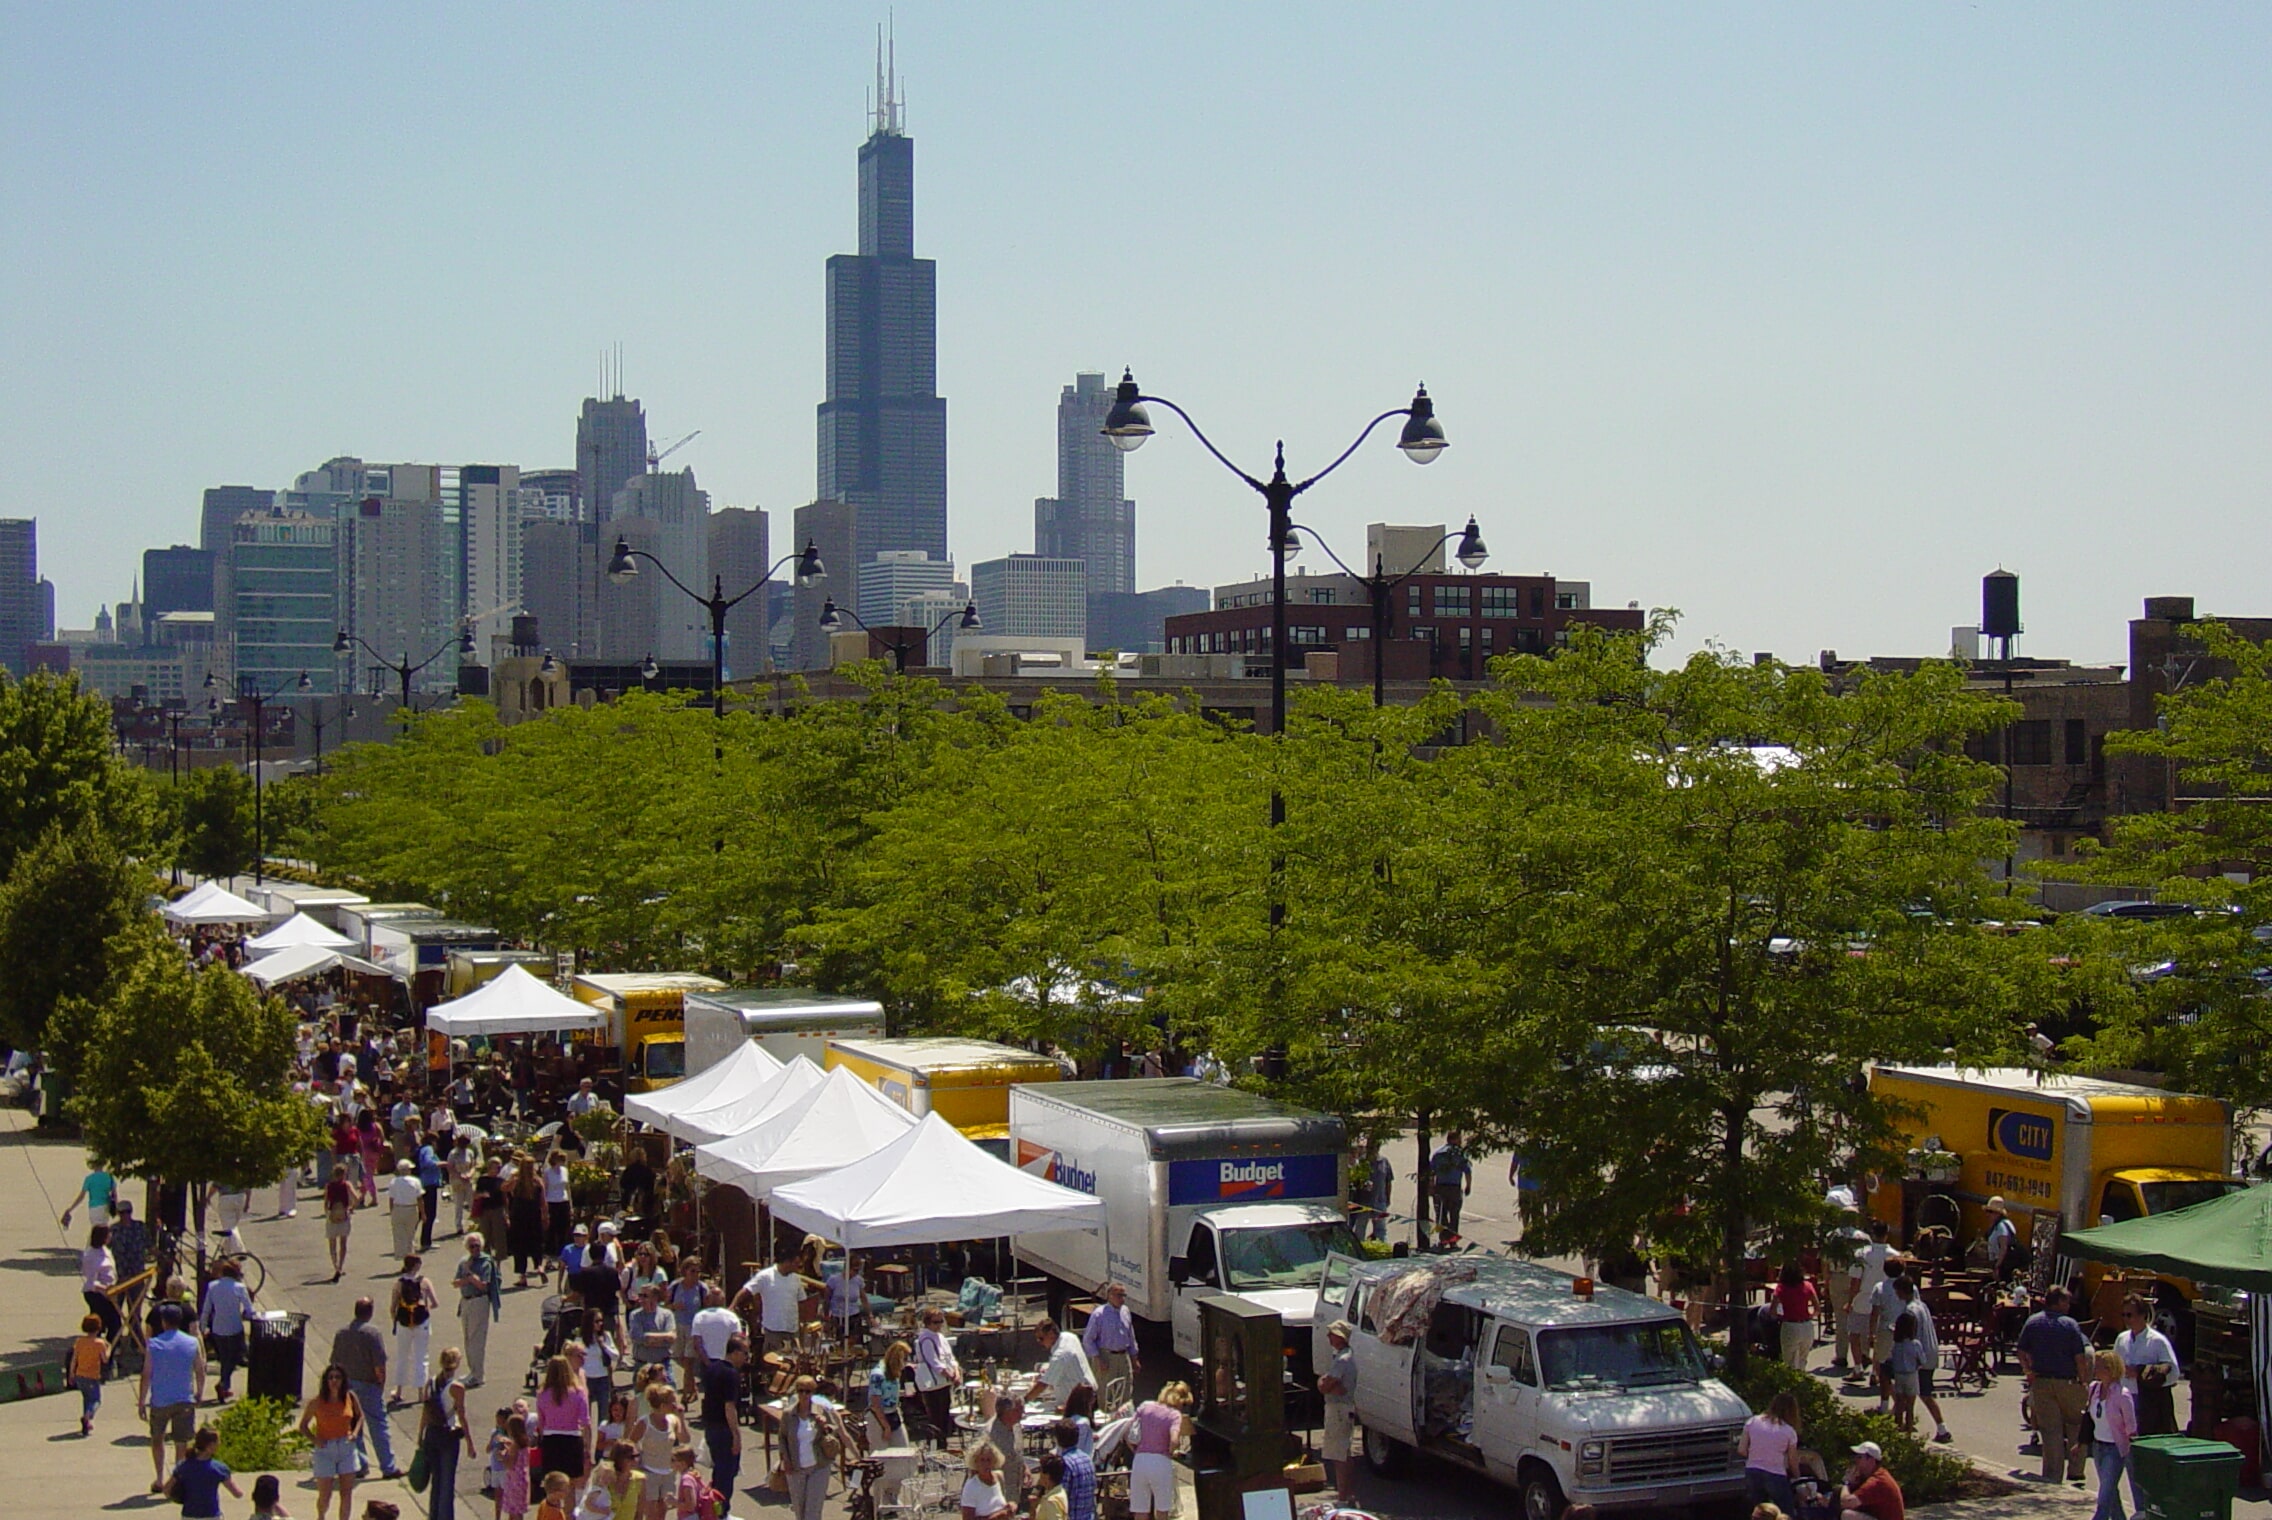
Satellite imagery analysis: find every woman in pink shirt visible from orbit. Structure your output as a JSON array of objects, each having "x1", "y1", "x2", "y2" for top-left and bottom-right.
[
  {"x1": 1127, "y1": 1381, "x2": 1193, "y2": 1520},
  {"x1": 2088, "y1": 1348, "x2": 2139, "y2": 1520},
  {"x1": 1739, "y1": 1391, "x2": 1802, "y2": 1513},
  {"x1": 534, "y1": 1354, "x2": 594, "y2": 1503}
]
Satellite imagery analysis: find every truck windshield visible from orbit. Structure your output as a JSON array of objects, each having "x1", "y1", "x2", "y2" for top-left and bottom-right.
[
  {"x1": 643, "y1": 1041, "x2": 686, "y2": 1081},
  {"x1": 2141, "y1": 1179, "x2": 2243, "y2": 1215},
  {"x1": 1537, "y1": 1321, "x2": 1706, "y2": 1390},
  {"x1": 1221, "y1": 1222, "x2": 1362, "y2": 1291}
]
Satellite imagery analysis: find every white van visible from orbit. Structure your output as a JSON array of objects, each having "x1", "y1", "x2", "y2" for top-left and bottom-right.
[{"x1": 1315, "y1": 1253, "x2": 1750, "y2": 1520}]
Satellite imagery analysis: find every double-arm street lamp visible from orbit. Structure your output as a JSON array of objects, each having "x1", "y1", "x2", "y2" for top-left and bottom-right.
[
  {"x1": 817, "y1": 597, "x2": 982, "y2": 674},
  {"x1": 607, "y1": 539, "x2": 827, "y2": 719},
  {"x1": 333, "y1": 626, "x2": 476, "y2": 714},
  {"x1": 1282, "y1": 517, "x2": 1488, "y2": 706},
  {"x1": 205, "y1": 669, "x2": 309, "y2": 886}
]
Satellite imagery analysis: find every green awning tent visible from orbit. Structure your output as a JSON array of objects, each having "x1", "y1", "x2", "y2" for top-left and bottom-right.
[
  {"x1": 2063, "y1": 1183, "x2": 2272, "y2": 1293},
  {"x1": 2063, "y1": 1184, "x2": 2272, "y2": 1465}
]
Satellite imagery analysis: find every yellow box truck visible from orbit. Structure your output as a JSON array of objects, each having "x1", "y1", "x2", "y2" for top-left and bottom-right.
[
  {"x1": 1868, "y1": 1066, "x2": 2241, "y2": 1297},
  {"x1": 571, "y1": 972, "x2": 727, "y2": 1093},
  {"x1": 824, "y1": 1036, "x2": 1065, "y2": 1156}
]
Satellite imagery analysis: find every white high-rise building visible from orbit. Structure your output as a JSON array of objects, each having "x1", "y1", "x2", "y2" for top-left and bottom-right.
[
  {"x1": 898, "y1": 585, "x2": 971, "y2": 669},
  {"x1": 603, "y1": 469, "x2": 710, "y2": 661},
  {"x1": 971, "y1": 554, "x2": 1086, "y2": 643},
  {"x1": 856, "y1": 549, "x2": 957, "y2": 629}
]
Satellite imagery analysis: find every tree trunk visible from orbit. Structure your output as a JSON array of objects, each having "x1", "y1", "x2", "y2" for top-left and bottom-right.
[
  {"x1": 1414, "y1": 1111, "x2": 1433, "y2": 1247},
  {"x1": 1719, "y1": 1101, "x2": 1749, "y2": 1375},
  {"x1": 191, "y1": 1183, "x2": 211, "y2": 1299}
]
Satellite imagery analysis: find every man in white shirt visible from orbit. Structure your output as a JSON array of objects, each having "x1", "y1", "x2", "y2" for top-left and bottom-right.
[
  {"x1": 565, "y1": 1078, "x2": 600, "y2": 1118},
  {"x1": 1844, "y1": 1220, "x2": 1895, "y2": 1382},
  {"x1": 691, "y1": 1285, "x2": 745, "y2": 1363},
  {"x1": 744, "y1": 1254, "x2": 809, "y2": 1355},
  {"x1": 2114, "y1": 1294, "x2": 2181, "y2": 1438},
  {"x1": 1029, "y1": 1317, "x2": 1095, "y2": 1415}
]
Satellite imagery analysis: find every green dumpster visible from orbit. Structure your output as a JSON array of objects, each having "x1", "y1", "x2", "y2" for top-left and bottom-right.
[{"x1": 2130, "y1": 1435, "x2": 2245, "y2": 1520}]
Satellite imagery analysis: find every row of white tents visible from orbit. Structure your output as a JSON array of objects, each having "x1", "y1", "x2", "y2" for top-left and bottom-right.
[{"x1": 176, "y1": 878, "x2": 1101, "y2": 1251}]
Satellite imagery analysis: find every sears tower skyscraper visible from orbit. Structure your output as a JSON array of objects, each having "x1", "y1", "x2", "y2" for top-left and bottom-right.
[{"x1": 817, "y1": 39, "x2": 947, "y2": 590}]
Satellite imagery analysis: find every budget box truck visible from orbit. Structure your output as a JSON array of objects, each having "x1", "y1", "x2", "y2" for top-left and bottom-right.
[
  {"x1": 1869, "y1": 1065, "x2": 2241, "y2": 1305},
  {"x1": 570, "y1": 972, "x2": 728, "y2": 1093},
  {"x1": 682, "y1": 988, "x2": 887, "y2": 1075},
  {"x1": 1010, "y1": 1078, "x2": 1354, "y2": 1375},
  {"x1": 825, "y1": 1036, "x2": 1066, "y2": 1155}
]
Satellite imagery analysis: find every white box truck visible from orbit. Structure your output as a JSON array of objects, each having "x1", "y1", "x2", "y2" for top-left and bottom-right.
[
  {"x1": 1009, "y1": 1078, "x2": 1353, "y2": 1374},
  {"x1": 682, "y1": 988, "x2": 887, "y2": 1075},
  {"x1": 1316, "y1": 1252, "x2": 1750, "y2": 1519}
]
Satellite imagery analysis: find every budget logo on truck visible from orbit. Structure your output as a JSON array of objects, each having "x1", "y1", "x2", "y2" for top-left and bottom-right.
[
  {"x1": 1167, "y1": 1154, "x2": 1341, "y2": 1205},
  {"x1": 1014, "y1": 1140, "x2": 1097, "y2": 1195}
]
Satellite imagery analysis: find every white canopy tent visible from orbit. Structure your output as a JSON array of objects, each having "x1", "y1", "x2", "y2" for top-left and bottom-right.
[
  {"x1": 423, "y1": 964, "x2": 607, "y2": 1037},
  {"x1": 668, "y1": 1057, "x2": 825, "y2": 1147},
  {"x1": 243, "y1": 942, "x2": 402, "y2": 986},
  {"x1": 769, "y1": 1110, "x2": 1106, "y2": 1249},
  {"x1": 246, "y1": 912, "x2": 356, "y2": 952},
  {"x1": 622, "y1": 1040, "x2": 784, "y2": 1132},
  {"x1": 163, "y1": 881, "x2": 273, "y2": 925},
  {"x1": 693, "y1": 1066, "x2": 918, "y2": 1198}
]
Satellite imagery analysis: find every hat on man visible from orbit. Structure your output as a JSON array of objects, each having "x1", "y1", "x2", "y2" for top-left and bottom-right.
[
  {"x1": 1327, "y1": 1319, "x2": 1354, "y2": 1341},
  {"x1": 1985, "y1": 1196, "x2": 2009, "y2": 1215},
  {"x1": 1851, "y1": 1441, "x2": 1884, "y2": 1462},
  {"x1": 572, "y1": 1222, "x2": 590, "y2": 1237},
  {"x1": 395, "y1": 1158, "x2": 416, "y2": 1173},
  {"x1": 597, "y1": 1220, "x2": 618, "y2": 1236}
]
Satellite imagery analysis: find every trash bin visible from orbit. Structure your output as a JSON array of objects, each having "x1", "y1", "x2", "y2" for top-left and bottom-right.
[
  {"x1": 245, "y1": 1311, "x2": 308, "y2": 1403},
  {"x1": 2131, "y1": 1434, "x2": 2245, "y2": 1520}
]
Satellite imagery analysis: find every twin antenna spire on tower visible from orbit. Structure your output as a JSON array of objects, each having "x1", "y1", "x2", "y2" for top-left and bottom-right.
[
  {"x1": 599, "y1": 342, "x2": 627, "y2": 402},
  {"x1": 869, "y1": 19, "x2": 904, "y2": 138}
]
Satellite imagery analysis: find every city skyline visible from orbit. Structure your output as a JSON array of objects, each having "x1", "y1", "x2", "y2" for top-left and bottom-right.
[{"x1": 4, "y1": 8, "x2": 2266, "y2": 667}]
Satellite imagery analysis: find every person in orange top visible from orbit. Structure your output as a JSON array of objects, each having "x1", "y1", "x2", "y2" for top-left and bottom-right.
[
  {"x1": 70, "y1": 1312, "x2": 110, "y2": 1437},
  {"x1": 296, "y1": 1364, "x2": 367, "y2": 1520},
  {"x1": 1840, "y1": 1441, "x2": 1904, "y2": 1520},
  {"x1": 535, "y1": 1471, "x2": 574, "y2": 1520}
]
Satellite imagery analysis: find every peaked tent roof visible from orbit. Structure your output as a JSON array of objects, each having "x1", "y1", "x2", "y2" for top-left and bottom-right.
[
  {"x1": 163, "y1": 881, "x2": 272, "y2": 924},
  {"x1": 424, "y1": 964, "x2": 608, "y2": 1037},
  {"x1": 622, "y1": 1040, "x2": 784, "y2": 1132},
  {"x1": 246, "y1": 912, "x2": 356, "y2": 952},
  {"x1": 665, "y1": 1057, "x2": 825, "y2": 1147},
  {"x1": 693, "y1": 1066, "x2": 918, "y2": 1199},
  {"x1": 769, "y1": 1110, "x2": 1106, "y2": 1249},
  {"x1": 243, "y1": 942, "x2": 401, "y2": 986},
  {"x1": 2062, "y1": 1181, "x2": 2272, "y2": 1293}
]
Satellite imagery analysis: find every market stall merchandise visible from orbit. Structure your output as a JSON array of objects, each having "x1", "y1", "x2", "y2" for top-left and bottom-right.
[
  {"x1": 770, "y1": 1110, "x2": 1105, "y2": 1249},
  {"x1": 422, "y1": 964, "x2": 607, "y2": 1037},
  {"x1": 692, "y1": 1065, "x2": 918, "y2": 1198}
]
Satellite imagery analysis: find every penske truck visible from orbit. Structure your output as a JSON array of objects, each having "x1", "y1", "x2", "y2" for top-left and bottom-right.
[
  {"x1": 1869, "y1": 1066, "x2": 2241, "y2": 1305},
  {"x1": 1009, "y1": 1078, "x2": 1354, "y2": 1376},
  {"x1": 570, "y1": 972, "x2": 728, "y2": 1093},
  {"x1": 824, "y1": 1036, "x2": 1065, "y2": 1155}
]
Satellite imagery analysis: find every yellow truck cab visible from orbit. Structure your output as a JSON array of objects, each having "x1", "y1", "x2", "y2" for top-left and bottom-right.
[
  {"x1": 1868, "y1": 1065, "x2": 2241, "y2": 1301},
  {"x1": 571, "y1": 972, "x2": 727, "y2": 1093},
  {"x1": 824, "y1": 1036, "x2": 1065, "y2": 1157}
]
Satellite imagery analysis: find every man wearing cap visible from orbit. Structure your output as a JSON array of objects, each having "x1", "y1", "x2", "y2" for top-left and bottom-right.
[
  {"x1": 2016, "y1": 1286, "x2": 2091, "y2": 1483},
  {"x1": 1983, "y1": 1198, "x2": 2018, "y2": 1281},
  {"x1": 1840, "y1": 1442, "x2": 1903, "y2": 1520},
  {"x1": 1319, "y1": 1320, "x2": 1359, "y2": 1504},
  {"x1": 560, "y1": 1220, "x2": 593, "y2": 1276}
]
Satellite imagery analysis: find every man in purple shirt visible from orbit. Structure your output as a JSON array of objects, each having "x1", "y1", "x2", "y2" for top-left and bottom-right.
[{"x1": 1080, "y1": 1283, "x2": 1139, "y2": 1399}]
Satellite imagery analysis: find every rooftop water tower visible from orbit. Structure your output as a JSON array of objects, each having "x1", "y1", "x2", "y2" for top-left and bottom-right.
[{"x1": 1982, "y1": 569, "x2": 2021, "y2": 662}]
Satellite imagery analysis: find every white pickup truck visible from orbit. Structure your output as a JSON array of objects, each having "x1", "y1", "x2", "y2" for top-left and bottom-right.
[{"x1": 1316, "y1": 1252, "x2": 1751, "y2": 1520}]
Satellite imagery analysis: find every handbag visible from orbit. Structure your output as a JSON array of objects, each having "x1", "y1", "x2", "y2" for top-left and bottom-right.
[{"x1": 407, "y1": 1441, "x2": 431, "y2": 1494}]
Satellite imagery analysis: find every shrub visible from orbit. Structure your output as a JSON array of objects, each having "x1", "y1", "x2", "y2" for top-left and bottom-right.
[
  {"x1": 211, "y1": 1395, "x2": 310, "y2": 1472},
  {"x1": 1725, "y1": 1357, "x2": 1973, "y2": 1504}
]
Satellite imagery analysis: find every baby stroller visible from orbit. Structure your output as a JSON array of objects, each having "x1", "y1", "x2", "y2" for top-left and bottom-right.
[{"x1": 523, "y1": 1294, "x2": 571, "y2": 1391}]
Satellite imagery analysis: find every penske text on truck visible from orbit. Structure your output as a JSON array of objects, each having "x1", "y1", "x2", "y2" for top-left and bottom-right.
[
  {"x1": 570, "y1": 972, "x2": 727, "y2": 1093},
  {"x1": 1869, "y1": 1065, "x2": 2241, "y2": 1300},
  {"x1": 1009, "y1": 1078, "x2": 1353, "y2": 1375}
]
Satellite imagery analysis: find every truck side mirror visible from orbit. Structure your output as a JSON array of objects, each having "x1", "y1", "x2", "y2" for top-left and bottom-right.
[{"x1": 1169, "y1": 1257, "x2": 1188, "y2": 1284}]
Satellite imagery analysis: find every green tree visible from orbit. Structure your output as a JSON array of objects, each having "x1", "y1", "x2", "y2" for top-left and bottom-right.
[
  {"x1": 173, "y1": 764, "x2": 258, "y2": 881},
  {"x1": 2069, "y1": 622, "x2": 2272, "y2": 1115},
  {"x1": 62, "y1": 922, "x2": 325, "y2": 1266},
  {"x1": 0, "y1": 669, "x2": 156, "y2": 874},
  {"x1": 1395, "y1": 627, "x2": 2046, "y2": 1367},
  {"x1": 0, "y1": 823, "x2": 151, "y2": 1052}
]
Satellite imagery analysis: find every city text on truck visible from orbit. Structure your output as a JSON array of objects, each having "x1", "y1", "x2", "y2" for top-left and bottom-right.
[
  {"x1": 1316, "y1": 1252, "x2": 1750, "y2": 1520},
  {"x1": 1009, "y1": 1079, "x2": 1353, "y2": 1375}
]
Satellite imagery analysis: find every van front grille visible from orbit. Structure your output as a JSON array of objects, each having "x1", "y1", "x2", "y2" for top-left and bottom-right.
[{"x1": 1605, "y1": 1427, "x2": 1740, "y2": 1484}]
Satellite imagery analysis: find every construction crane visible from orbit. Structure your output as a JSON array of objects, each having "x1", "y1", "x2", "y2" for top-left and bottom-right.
[{"x1": 647, "y1": 430, "x2": 701, "y2": 473}]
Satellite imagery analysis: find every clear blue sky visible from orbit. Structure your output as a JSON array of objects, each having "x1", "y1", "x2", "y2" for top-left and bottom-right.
[{"x1": 4, "y1": 4, "x2": 2265, "y2": 665}]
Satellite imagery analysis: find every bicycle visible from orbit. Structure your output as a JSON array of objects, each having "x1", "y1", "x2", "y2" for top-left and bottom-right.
[{"x1": 154, "y1": 1224, "x2": 270, "y2": 1300}]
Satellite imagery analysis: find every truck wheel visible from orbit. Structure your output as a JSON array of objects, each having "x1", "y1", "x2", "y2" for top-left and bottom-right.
[
  {"x1": 1518, "y1": 1461, "x2": 1565, "y2": 1520},
  {"x1": 1360, "y1": 1423, "x2": 1409, "y2": 1479}
]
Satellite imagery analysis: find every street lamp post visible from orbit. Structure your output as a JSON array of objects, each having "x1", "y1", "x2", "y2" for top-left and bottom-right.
[
  {"x1": 333, "y1": 627, "x2": 476, "y2": 715},
  {"x1": 606, "y1": 540, "x2": 827, "y2": 720},
  {"x1": 816, "y1": 599, "x2": 982, "y2": 674},
  {"x1": 205, "y1": 670, "x2": 310, "y2": 887},
  {"x1": 307, "y1": 695, "x2": 356, "y2": 776},
  {"x1": 1101, "y1": 368, "x2": 1447, "y2": 1088},
  {"x1": 1282, "y1": 519, "x2": 1489, "y2": 706}
]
